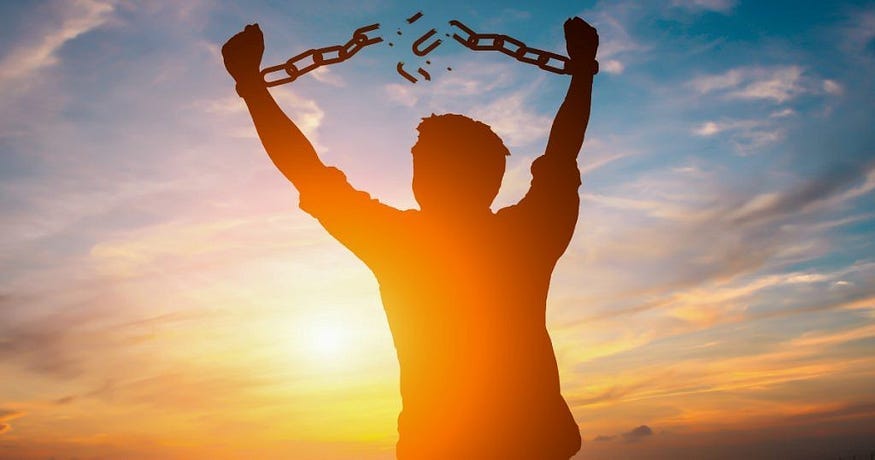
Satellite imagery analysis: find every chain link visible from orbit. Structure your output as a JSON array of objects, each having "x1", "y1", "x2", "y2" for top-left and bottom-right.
[
  {"x1": 448, "y1": 20, "x2": 595, "y2": 75},
  {"x1": 261, "y1": 23, "x2": 383, "y2": 87}
]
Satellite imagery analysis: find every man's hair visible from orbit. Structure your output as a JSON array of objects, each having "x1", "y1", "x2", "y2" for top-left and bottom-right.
[
  {"x1": 415, "y1": 114, "x2": 510, "y2": 159},
  {"x1": 411, "y1": 113, "x2": 509, "y2": 210}
]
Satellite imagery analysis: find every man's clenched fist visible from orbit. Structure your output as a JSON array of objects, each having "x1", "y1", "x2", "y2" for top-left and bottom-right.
[
  {"x1": 564, "y1": 17, "x2": 598, "y2": 66},
  {"x1": 222, "y1": 23, "x2": 265, "y2": 85}
]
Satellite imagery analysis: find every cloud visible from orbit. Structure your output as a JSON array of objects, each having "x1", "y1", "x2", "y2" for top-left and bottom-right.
[
  {"x1": 566, "y1": 314, "x2": 875, "y2": 415},
  {"x1": 602, "y1": 59, "x2": 625, "y2": 74},
  {"x1": 427, "y1": 62, "x2": 516, "y2": 99},
  {"x1": 692, "y1": 119, "x2": 767, "y2": 137},
  {"x1": 841, "y1": 7, "x2": 875, "y2": 56},
  {"x1": 573, "y1": 384, "x2": 640, "y2": 407},
  {"x1": 693, "y1": 121, "x2": 721, "y2": 136},
  {"x1": 54, "y1": 395, "x2": 77, "y2": 405},
  {"x1": 729, "y1": 161, "x2": 875, "y2": 225},
  {"x1": 203, "y1": 85, "x2": 326, "y2": 151},
  {"x1": 692, "y1": 118, "x2": 785, "y2": 153},
  {"x1": 469, "y1": 90, "x2": 552, "y2": 147},
  {"x1": 784, "y1": 402, "x2": 875, "y2": 425},
  {"x1": 0, "y1": 409, "x2": 24, "y2": 435},
  {"x1": 688, "y1": 66, "x2": 812, "y2": 103},
  {"x1": 579, "y1": 146, "x2": 633, "y2": 176},
  {"x1": 0, "y1": 299, "x2": 127, "y2": 378},
  {"x1": 0, "y1": 409, "x2": 23, "y2": 420},
  {"x1": 109, "y1": 369, "x2": 273, "y2": 411},
  {"x1": 384, "y1": 83, "x2": 419, "y2": 107},
  {"x1": 309, "y1": 67, "x2": 345, "y2": 87},
  {"x1": 622, "y1": 425, "x2": 654, "y2": 442},
  {"x1": 688, "y1": 68, "x2": 745, "y2": 94},
  {"x1": 769, "y1": 108, "x2": 795, "y2": 118},
  {"x1": 0, "y1": 0, "x2": 115, "y2": 86},
  {"x1": 822, "y1": 79, "x2": 844, "y2": 96},
  {"x1": 0, "y1": 286, "x2": 287, "y2": 414},
  {"x1": 590, "y1": 5, "x2": 648, "y2": 60},
  {"x1": 670, "y1": 0, "x2": 736, "y2": 13},
  {"x1": 552, "y1": 150, "x2": 875, "y2": 344},
  {"x1": 789, "y1": 322, "x2": 875, "y2": 349},
  {"x1": 88, "y1": 214, "x2": 325, "y2": 279},
  {"x1": 733, "y1": 67, "x2": 804, "y2": 102},
  {"x1": 590, "y1": 425, "x2": 654, "y2": 443},
  {"x1": 272, "y1": 88, "x2": 325, "y2": 142},
  {"x1": 480, "y1": 8, "x2": 532, "y2": 29},
  {"x1": 830, "y1": 280, "x2": 853, "y2": 289}
]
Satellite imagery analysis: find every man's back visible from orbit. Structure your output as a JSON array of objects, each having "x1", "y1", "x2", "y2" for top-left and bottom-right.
[
  {"x1": 383, "y1": 210, "x2": 581, "y2": 459},
  {"x1": 297, "y1": 153, "x2": 583, "y2": 458}
]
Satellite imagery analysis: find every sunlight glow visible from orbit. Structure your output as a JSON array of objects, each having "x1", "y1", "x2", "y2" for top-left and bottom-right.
[{"x1": 306, "y1": 319, "x2": 348, "y2": 357}]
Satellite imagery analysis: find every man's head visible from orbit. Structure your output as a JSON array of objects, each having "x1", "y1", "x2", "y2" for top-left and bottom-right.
[{"x1": 411, "y1": 114, "x2": 509, "y2": 215}]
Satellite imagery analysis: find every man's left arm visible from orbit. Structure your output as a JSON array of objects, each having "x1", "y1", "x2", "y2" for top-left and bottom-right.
[
  {"x1": 503, "y1": 17, "x2": 598, "y2": 259},
  {"x1": 543, "y1": 17, "x2": 599, "y2": 163}
]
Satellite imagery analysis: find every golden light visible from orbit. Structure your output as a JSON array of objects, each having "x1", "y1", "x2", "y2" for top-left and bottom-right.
[
  {"x1": 289, "y1": 307, "x2": 387, "y2": 370},
  {"x1": 305, "y1": 318, "x2": 348, "y2": 357}
]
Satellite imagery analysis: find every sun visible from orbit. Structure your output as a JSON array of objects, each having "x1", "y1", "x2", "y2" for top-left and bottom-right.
[
  {"x1": 297, "y1": 313, "x2": 358, "y2": 364},
  {"x1": 287, "y1": 306, "x2": 394, "y2": 372},
  {"x1": 306, "y1": 319, "x2": 347, "y2": 357}
]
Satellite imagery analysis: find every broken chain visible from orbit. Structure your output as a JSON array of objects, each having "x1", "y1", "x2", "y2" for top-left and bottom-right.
[
  {"x1": 260, "y1": 23, "x2": 383, "y2": 87},
  {"x1": 258, "y1": 15, "x2": 595, "y2": 87},
  {"x1": 448, "y1": 20, "x2": 596, "y2": 76}
]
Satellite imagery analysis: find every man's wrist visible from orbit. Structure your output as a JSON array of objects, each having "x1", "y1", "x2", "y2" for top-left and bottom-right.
[
  {"x1": 567, "y1": 59, "x2": 599, "y2": 76},
  {"x1": 234, "y1": 74, "x2": 266, "y2": 98}
]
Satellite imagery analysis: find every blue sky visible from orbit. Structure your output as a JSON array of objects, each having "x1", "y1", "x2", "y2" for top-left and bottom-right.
[{"x1": 1, "y1": 0, "x2": 874, "y2": 458}]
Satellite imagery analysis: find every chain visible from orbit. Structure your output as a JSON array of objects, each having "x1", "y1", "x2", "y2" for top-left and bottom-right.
[
  {"x1": 448, "y1": 20, "x2": 596, "y2": 75},
  {"x1": 259, "y1": 17, "x2": 593, "y2": 87},
  {"x1": 261, "y1": 23, "x2": 383, "y2": 87}
]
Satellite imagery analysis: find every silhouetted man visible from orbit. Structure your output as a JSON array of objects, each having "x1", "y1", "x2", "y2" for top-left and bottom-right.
[{"x1": 223, "y1": 16, "x2": 598, "y2": 460}]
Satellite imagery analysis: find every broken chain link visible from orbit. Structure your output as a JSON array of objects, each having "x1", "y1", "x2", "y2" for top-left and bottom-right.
[{"x1": 260, "y1": 23, "x2": 382, "y2": 87}]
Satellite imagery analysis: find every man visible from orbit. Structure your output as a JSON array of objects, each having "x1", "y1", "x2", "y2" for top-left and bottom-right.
[{"x1": 222, "y1": 16, "x2": 598, "y2": 460}]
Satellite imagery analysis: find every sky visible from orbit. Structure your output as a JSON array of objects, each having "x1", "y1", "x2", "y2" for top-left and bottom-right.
[{"x1": 1, "y1": 0, "x2": 874, "y2": 458}]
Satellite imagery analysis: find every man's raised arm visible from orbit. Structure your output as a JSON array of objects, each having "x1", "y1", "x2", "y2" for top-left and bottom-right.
[
  {"x1": 505, "y1": 17, "x2": 598, "y2": 254},
  {"x1": 222, "y1": 24, "x2": 325, "y2": 187},
  {"x1": 543, "y1": 17, "x2": 599, "y2": 162}
]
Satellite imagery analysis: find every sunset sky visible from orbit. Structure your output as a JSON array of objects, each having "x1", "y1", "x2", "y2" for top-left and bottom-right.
[{"x1": 2, "y1": 0, "x2": 875, "y2": 458}]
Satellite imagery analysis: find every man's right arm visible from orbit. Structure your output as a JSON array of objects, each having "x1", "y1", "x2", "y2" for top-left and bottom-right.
[
  {"x1": 222, "y1": 24, "x2": 326, "y2": 188},
  {"x1": 222, "y1": 25, "x2": 403, "y2": 268}
]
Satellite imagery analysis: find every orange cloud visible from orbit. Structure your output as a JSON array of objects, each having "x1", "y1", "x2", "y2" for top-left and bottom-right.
[{"x1": 0, "y1": 409, "x2": 25, "y2": 435}]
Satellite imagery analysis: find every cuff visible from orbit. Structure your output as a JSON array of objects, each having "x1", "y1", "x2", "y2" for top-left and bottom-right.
[
  {"x1": 567, "y1": 60, "x2": 599, "y2": 76},
  {"x1": 235, "y1": 76, "x2": 266, "y2": 98}
]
